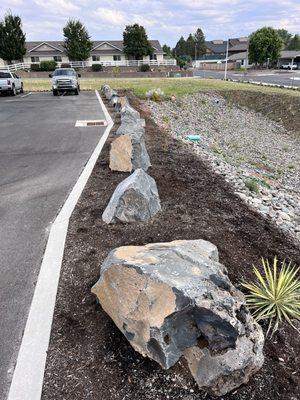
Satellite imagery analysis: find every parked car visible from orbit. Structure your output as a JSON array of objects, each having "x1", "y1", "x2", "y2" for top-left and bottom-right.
[
  {"x1": 280, "y1": 63, "x2": 298, "y2": 70},
  {"x1": 49, "y1": 68, "x2": 81, "y2": 96},
  {"x1": 0, "y1": 71, "x2": 23, "y2": 95}
]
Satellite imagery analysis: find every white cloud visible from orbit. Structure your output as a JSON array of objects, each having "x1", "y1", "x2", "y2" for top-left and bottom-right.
[
  {"x1": 93, "y1": 8, "x2": 128, "y2": 26},
  {"x1": 34, "y1": 0, "x2": 79, "y2": 14}
]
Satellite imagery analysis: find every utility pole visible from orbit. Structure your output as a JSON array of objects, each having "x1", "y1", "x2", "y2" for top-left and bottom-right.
[{"x1": 224, "y1": 39, "x2": 229, "y2": 80}]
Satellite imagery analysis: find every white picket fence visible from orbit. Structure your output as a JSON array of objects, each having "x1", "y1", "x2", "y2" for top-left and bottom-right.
[{"x1": 2, "y1": 58, "x2": 176, "y2": 72}]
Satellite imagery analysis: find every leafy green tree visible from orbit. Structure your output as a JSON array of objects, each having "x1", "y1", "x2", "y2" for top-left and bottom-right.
[
  {"x1": 162, "y1": 44, "x2": 172, "y2": 58},
  {"x1": 193, "y1": 28, "x2": 206, "y2": 57},
  {"x1": 63, "y1": 19, "x2": 93, "y2": 61},
  {"x1": 287, "y1": 34, "x2": 300, "y2": 50},
  {"x1": 276, "y1": 29, "x2": 292, "y2": 48},
  {"x1": 174, "y1": 36, "x2": 187, "y2": 57},
  {"x1": 123, "y1": 24, "x2": 153, "y2": 60},
  {"x1": 249, "y1": 27, "x2": 282, "y2": 66},
  {"x1": 0, "y1": 12, "x2": 26, "y2": 64}
]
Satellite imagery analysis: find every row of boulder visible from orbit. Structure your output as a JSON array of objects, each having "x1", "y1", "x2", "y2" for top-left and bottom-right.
[
  {"x1": 92, "y1": 85, "x2": 265, "y2": 397},
  {"x1": 100, "y1": 84, "x2": 161, "y2": 224}
]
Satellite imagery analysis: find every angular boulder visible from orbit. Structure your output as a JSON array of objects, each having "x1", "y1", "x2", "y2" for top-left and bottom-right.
[
  {"x1": 115, "y1": 122, "x2": 151, "y2": 171},
  {"x1": 109, "y1": 134, "x2": 133, "y2": 172},
  {"x1": 92, "y1": 239, "x2": 264, "y2": 396},
  {"x1": 102, "y1": 169, "x2": 161, "y2": 224},
  {"x1": 121, "y1": 104, "x2": 140, "y2": 125},
  {"x1": 115, "y1": 96, "x2": 129, "y2": 111}
]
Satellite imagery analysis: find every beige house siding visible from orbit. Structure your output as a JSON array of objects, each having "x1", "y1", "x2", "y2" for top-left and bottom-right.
[{"x1": 0, "y1": 40, "x2": 174, "y2": 67}]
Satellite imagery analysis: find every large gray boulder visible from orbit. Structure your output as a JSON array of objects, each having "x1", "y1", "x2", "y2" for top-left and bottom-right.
[
  {"x1": 102, "y1": 169, "x2": 161, "y2": 224},
  {"x1": 121, "y1": 104, "x2": 140, "y2": 124},
  {"x1": 92, "y1": 239, "x2": 264, "y2": 396}
]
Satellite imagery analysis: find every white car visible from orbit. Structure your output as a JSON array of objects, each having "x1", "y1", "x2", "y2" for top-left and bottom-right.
[
  {"x1": 0, "y1": 71, "x2": 23, "y2": 95},
  {"x1": 280, "y1": 63, "x2": 298, "y2": 70}
]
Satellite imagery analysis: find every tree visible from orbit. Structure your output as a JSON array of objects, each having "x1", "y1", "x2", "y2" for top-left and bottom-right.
[
  {"x1": 287, "y1": 34, "x2": 300, "y2": 50},
  {"x1": 63, "y1": 19, "x2": 93, "y2": 61},
  {"x1": 193, "y1": 28, "x2": 206, "y2": 57},
  {"x1": 174, "y1": 36, "x2": 187, "y2": 57},
  {"x1": 186, "y1": 34, "x2": 196, "y2": 58},
  {"x1": 162, "y1": 44, "x2": 172, "y2": 58},
  {"x1": 0, "y1": 12, "x2": 26, "y2": 64},
  {"x1": 123, "y1": 24, "x2": 153, "y2": 60},
  {"x1": 276, "y1": 29, "x2": 292, "y2": 48},
  {"x1": 248, "y1": 27, "x2": 282, "y2": 66}
]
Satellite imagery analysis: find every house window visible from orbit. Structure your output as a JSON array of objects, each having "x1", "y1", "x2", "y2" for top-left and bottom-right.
[
  {"x1": 92, "y1": 55, "x2": 100, "y2": 61},
  {"x1": 31, "y1": 56, "x2": 40, "y2": 62},
  {"x1": 113, "y1": 55, "x2": 121, "y2": 61},
  {"x1": 53, "y1": 56, "x2": 62, "y2": 62},
  {"x1": 150, "y1": 54, "x2": 157, "y2": 60}
]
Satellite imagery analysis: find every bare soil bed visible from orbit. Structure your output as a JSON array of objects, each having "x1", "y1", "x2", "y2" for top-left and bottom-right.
[{"x1": 42, "y1": 92, "x2": 300, "y2": 400}]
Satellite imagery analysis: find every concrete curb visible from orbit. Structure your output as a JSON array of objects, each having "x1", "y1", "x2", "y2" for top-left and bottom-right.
[{"x1": 7, "y1": 90, "x2": 113, "y2": 400}]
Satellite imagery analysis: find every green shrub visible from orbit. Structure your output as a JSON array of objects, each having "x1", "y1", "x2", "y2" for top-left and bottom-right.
[
  {"x1": 39, "y1": 60, "x2": 57, "y2": 71},
  {"x1": 242, "y1": 257, "x2": 300, "y2": 336},
  {"x1": 30, "y1": 64, "x2": 40, "y2": 71},
  {"x1": 140, "y1": 64, "x2": 150, "y2": 72},
  {"x1": 145, "y1": 88, "x2": 165, "y2": 102},
  {"x1": 112, "y1": 66, "x2": 120, "y2": 77},
  {"x1": 245, "y1": 178, "x2": 259, "y2": 193},
  {"x1": 91, "y1": 64, "x2": 103, "y2": 72}
]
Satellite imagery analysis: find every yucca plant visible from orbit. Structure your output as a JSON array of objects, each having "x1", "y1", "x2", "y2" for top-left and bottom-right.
[{"x1": 242, "y1": 257, "x2": 300, "y2": 336}]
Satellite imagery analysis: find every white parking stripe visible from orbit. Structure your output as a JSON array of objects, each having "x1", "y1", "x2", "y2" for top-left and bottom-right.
[
  {"x1": 7, "y1": 90, "x2": 113, "y2": 400},
  {"x1": 21, "y1": 92, "x2": 32, "y2": 98}
]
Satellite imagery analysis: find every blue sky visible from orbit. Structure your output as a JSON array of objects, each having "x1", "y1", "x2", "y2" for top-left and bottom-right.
[{"x1": 1, "y1": 0, "x2": 299, "y2": 46}]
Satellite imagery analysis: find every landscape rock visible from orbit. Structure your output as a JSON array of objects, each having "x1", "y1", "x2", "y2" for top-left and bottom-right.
[
  {"x1": 116, "y1": 122, "x2": 151, "y2": 171},
  {"x1": 109, "y1": 134, "x2": 133, "y2": 172},
  {"x1": 110, "y1": 93, "x2": 120, "y2": 107},
  {"x1": 102, "y1": 169, "x2": 161, "y2": 223},
  {"x1": 121, "y1": 104, "x2": 141, "y2": 124},
  {"x1": 115, "y1": 96, "x2": 129, "y2": 111},
  {"x1": 92, "y1": 239, "x2": 264, "y2": 396}
]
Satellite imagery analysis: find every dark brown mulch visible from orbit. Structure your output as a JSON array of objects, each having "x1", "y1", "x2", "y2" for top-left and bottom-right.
[{"x1": 42, "y1": 92, "x2": 300, "y2": 400}]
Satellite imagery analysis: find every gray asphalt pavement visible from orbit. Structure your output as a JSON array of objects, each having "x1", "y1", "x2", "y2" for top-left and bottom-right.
[
  {"x1": 194, "y1": 69, "x2": 300, "y2": 87},
  {"x1": 0, "y1": 91, "x2": 106, "y2": 399}
]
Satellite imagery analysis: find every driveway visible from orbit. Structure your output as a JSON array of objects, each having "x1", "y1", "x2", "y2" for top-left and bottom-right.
[
  {"x1": 194, "y1": 69, "x2": 300, "y2": 87},
  {"x1": 0, "y1": 91, "x2": 107, "y2": 399}
]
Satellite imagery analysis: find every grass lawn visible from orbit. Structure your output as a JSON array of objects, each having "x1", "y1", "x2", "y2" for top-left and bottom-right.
[{"x1": 23, "y1": 77, "x2": 300, "y2": 98}]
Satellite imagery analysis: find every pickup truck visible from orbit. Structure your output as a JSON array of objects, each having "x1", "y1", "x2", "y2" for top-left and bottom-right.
[
  {"x1": 0, "y1": 71, "x2": 23, "y2": 95},
  {"x1": 49, "y1": 68, "x2": 81, "y2": 96},
  {"x1": 280, "y1": 63, "x2": 298, "y2": 70}
]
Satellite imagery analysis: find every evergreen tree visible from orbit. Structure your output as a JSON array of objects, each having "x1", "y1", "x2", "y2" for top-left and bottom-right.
[
  {"x1": 123, "y1": 24, "x2": 153, "y2": 60},
  {"x1": 174, "y1": 36, "x2": 187, "y2": 57},
  {"x1": 287, "y1": 34, "x2": 300, "y2": 50},
  {"x1": 249, "y1": 27, "x2": 282, "y2": 66},
  {"x1": 63, "y1": 19, "x2": 93, "y2": 61},
  {"x1": 193, "y1": 28, "x2": 206, "y2": 57},
  {"x1": 186, "y1": 34, "x2": 196, "y2": 58},
  {"x1": 162, "y1": 44, "x2": 172, "y2": 58},
  {"x1": 0, "y1": 12, "x2": 26, "y2": 64}
]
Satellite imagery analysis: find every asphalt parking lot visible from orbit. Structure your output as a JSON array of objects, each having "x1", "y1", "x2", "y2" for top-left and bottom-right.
[{"x1": 0, "y1": 91, "x2": 107, "y2": 400}]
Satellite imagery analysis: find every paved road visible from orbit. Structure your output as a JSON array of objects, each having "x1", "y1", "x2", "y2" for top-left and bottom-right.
[
  {"x1": 0, "y1": 91, "x2": 106, "y2": 399},
  {"x1": 194, "y1": 69, "x2": 300, "y2": 87}
]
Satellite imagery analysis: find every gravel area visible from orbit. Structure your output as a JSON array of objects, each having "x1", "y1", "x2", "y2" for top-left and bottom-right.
[{"x1": 148, "y1": 92, "x2": 300, "y2": 242}]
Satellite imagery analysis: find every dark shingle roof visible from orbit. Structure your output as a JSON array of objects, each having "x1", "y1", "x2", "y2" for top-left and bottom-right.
[
  {"x1": 205, "y1": 41, "x2": 227, "y2": 54},
  {"x1": 26, "y1": 40, "x2": 163, "y2": 55}
]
